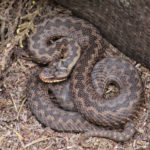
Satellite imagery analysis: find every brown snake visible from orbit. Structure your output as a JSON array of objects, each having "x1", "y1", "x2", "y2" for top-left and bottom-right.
[{"x1": 27, "y1": 16, "x2": 143, "y2": 145}]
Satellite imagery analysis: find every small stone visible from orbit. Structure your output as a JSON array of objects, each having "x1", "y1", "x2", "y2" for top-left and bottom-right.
[
  {"x1": 138, "y1": 128, "x2": 145, "y2": 134},
  {"x1": 6, "y1": 43, "x2": 11, "y2": 48}
]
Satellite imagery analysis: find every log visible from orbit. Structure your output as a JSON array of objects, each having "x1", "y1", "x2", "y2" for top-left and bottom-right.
[{"x1": 56, "y1": 0, "x2": 150, "y2": 68}]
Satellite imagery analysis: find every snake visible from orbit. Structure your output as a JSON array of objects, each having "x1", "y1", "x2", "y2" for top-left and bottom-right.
[{"x1": 27, "y1": 15, "x2": 143, "y2": 145}]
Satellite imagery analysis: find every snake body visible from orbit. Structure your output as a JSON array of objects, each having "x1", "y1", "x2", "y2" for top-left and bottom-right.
[{"x1": 27, "y1": 16, "x2": 143, "y2": 143}]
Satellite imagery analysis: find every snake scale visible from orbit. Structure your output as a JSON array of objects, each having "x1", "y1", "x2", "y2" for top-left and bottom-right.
[{"x1": 27, "y1": 15, "x2": 143, "y2": 144}]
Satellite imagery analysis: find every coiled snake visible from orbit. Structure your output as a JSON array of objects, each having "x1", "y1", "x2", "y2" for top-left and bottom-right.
[{"x1": 27, "y1": 16, "x2": 143, "y2": 145}]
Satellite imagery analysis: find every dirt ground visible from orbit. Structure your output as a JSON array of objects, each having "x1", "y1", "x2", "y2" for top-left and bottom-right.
[{"x1": 0, "y1": 0, "x2": 150, "y2": 150}]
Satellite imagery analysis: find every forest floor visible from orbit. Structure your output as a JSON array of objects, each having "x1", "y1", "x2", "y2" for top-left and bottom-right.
[{"x1": 0, "y1": 0, "x2": 150, "y2": 149}]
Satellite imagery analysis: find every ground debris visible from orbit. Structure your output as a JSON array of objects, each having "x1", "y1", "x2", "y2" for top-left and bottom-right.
[{"x1": 0, "y1": 0, "x2": 150, "y2": 150}]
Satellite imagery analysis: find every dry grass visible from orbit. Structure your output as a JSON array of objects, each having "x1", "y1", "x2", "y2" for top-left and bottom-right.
[{"x1": 0, "y1": 0, "x2": 150, "y2": 149}]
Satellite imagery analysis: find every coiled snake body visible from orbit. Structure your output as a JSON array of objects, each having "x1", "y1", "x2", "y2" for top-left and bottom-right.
[{"x1": 27, "y1": 16, "x2": 143, "y2": 144}]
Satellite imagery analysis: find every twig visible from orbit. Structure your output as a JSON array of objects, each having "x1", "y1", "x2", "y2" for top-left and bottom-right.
[
  {"x1": 17, "y1": 97, "x2": 27, "y2": 120},
  {"x1": 10, "y1": 93, "x2": 18, "y2": 113},
  {"x1": 43, "y1": 145, "x2": 53, "y2": 150},
  {"x1": 24, "y1": 136, "x2": 50, "y2": 148}
]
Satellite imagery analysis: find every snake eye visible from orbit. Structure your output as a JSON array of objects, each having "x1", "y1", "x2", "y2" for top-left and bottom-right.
[{"x1": 46, "y1": 36, "x2": 63, "y2": 46}]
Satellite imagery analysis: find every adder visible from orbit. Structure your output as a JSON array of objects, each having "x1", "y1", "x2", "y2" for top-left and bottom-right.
[{"x1": 27, "y1": 15, "x2": 143, "y2": 145}]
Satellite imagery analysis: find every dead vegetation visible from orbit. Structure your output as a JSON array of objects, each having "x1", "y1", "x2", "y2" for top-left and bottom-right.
[{"x1": 0, "y1": 0, "x2": 150, "y2": 149}]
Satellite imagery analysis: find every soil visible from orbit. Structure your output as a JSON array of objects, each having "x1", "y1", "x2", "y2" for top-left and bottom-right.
[{"x1": 0, "y1": 0, "x2": 150, "y2": 150}]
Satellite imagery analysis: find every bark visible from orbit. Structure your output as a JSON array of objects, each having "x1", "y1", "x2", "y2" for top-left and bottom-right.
[{"x1": 56, "y1": 0, "x2": 150, "y2": 68}]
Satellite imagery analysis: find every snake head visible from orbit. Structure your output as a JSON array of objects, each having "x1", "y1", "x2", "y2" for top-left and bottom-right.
[{"x1": 39, "y1": 65, "x2": 68, "y2": 83}]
